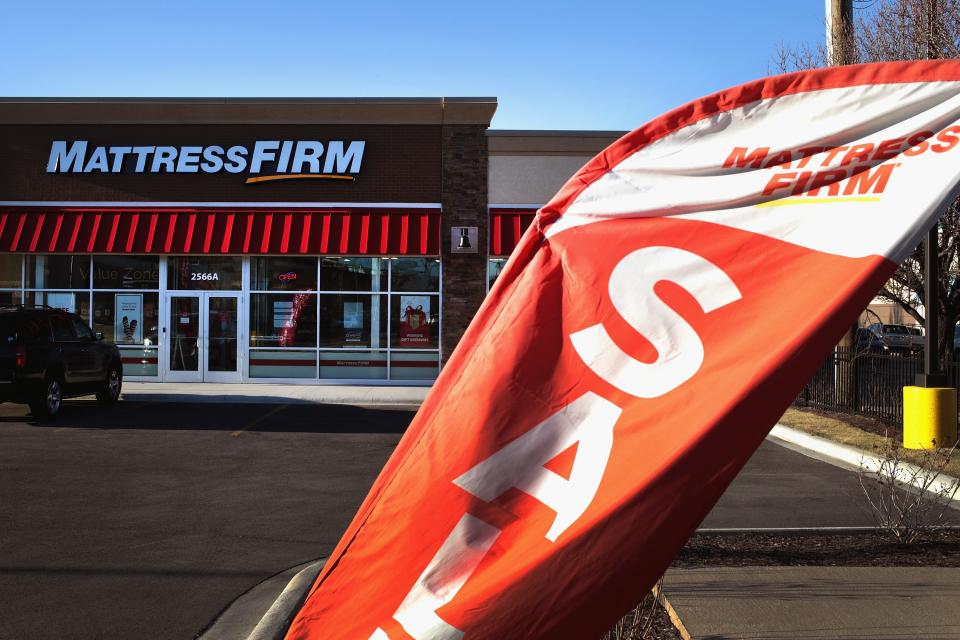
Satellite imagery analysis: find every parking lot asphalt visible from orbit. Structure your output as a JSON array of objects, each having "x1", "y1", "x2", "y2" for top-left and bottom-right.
[
  {"x1": 0, "y1": 399, "x2": 918, "y2": 640},
  {"x1": 0, "y1": 400, "x2": 409, "y2": 640}
]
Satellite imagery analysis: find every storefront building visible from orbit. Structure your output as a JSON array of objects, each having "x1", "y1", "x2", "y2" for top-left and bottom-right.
[
  {"x1": 486, "y1": 129, "x2": 623, "y2": 289},
  {"x1": 0, "y1": 98, "x2": 619, "y2": 385}
]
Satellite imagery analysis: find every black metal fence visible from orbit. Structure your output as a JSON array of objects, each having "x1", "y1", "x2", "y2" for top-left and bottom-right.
[{"x1": 793, "y1": 346, "x2": 960, "y2": 428}]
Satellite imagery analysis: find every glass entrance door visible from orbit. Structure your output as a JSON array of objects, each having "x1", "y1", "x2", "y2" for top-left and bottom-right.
[
  {"x1": 204, "y1": 294, "x2": 240, "y2": 382},
  {"x1": 168, "y1": 294, "x2": 201, "y2": 381},
  {"x1": 165, "y1": 293, "x2": 242, "y2": 382}
]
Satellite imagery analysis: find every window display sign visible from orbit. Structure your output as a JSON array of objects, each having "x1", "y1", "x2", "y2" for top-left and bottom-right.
[
  {"x1": 344, "y1": 301, "x2": 363, "y2": 343},
  {"x1": 277, "y1": 294, "x2": 313, "y2": 347},
  {"x1": 399, "y1": 296, "x2": 430, "y2": 346},
  {"x1": 273, "y1": 300, "x2": 294, "y2": 329},
  {"x1": 46, "y1": 292, "x2": 76, "y2": 314},
  {"x1": 115, "y1": 294, "x2": 143, "y2": 344}
]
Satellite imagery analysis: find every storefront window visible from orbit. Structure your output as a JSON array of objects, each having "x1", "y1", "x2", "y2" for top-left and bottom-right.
[
  {"x1": 390, "y1": 352, "x2": 440, "y2": 380},
  {"x1": 4, "y1": 253, "x2": 443, "y2": 382},
  {"x1": 0, "y1": 291, "x2": 20, "y2": 307},
  {"x1": 320, "y1": 257, "x2": 386, "y2": 292},
  {"x1": 250, "y1": 349, "x2": 317, "y2": 379},
  {"x1": 249, "y1": 293, "x2": 317, "y2": 348},
  {"x1": 319, "y1": 294, "x2": 387, "y2": 348},
  {"x1": 319, "y1": 350, "x2": 388, "y2": 380},
  {"x1": 391, "y1": 294, "x2": 439, "y2": 350},
  {"x1": 25, "y1": 291, "x2": 89, "y2": 323},
  {"x1": 251, "y1": 257, "x2": 317, "y2": 292},
  {"x1": 167, "y1": 256, "x2": 242, "y2": 290},
  {"x1": 93, "y1": 291, "x2": 160, "y2": 377},
  {"x1": 93, "y1": 256, "x2": 160, "y2": 289},
  {"x1": 26, "y1": 255, "x2": 90, "y2": 289},
  {"x1": 0, "y1": 255, "x2": 22, "y2": 288},
  {"x1": 487, "y1": 259, "x2": 507, "y2": 291},
  {"x1": 92, "y1": 292, "x2": 160, "y2": 346},
  {"x1": 391, "y1": 258, "x2": 440, "y2": 292}
]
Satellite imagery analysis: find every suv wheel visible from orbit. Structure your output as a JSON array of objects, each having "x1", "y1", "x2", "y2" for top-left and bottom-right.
[
  {"x1": 97, "y1": 366, "x2": 122, "y2": 405},
  {"x1": 31, "y1": 376, "x2": 63, "y2": 419}
]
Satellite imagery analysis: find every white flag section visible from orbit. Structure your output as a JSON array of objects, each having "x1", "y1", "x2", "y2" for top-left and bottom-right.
[{"x1": 287, "y1": 62, "x2": 960, "y2": 640}]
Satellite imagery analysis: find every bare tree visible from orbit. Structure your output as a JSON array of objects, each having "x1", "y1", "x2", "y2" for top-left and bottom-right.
[
  {"x1": 775, "y1": 0, "x2": 960, "y2": 367},
  {"x1": 858, "y1": 436, "x2": 959, "y2": 543}
]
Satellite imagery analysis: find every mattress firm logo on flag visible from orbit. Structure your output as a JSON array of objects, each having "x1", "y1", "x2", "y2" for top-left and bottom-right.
[
  {"x1": 286, "y1": 62, "x2": 960, "y2": 640},
  {"x1": 45, "y1": 139, "x2": 365, "y2": 184},
  {"x1": 726, "y1": 127, "x2": 960, "y2": 205}
]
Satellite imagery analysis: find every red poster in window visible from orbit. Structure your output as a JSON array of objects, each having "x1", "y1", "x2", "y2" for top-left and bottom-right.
[
  {"x1": 278, "y1": 293, "x2": 312, "y2": 347},
  {"x1": 287, "y1": 62, "x2": 960, "y2": 640},
  {"x1": 399, "y1": 296, "x2": 430, "y2": 346}
]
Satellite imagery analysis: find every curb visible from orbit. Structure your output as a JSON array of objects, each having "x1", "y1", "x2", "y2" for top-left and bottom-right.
[
  {"x1": 120, "y1": 393, "x2": 425, "y2": 407},
  {"x1": 653, "y1": 583, "x2": 692, "y2": 640},
  {"x1": 119, "y1": 383, "x2": 430, "y2": 407},
  {"x1": 247, "y1": 560, "x2": 324, "y2": 640},
  {"x1": 768, "y1": 423, "x2": 960, "y2": 504},
  {"x1": 199, "y1": 559, "x2": 325, "y2": 640}
]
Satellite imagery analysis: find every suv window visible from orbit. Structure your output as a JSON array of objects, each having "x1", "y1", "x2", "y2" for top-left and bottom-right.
[
  {"x1": 18, "y1": 315, "x2": 52, "y2": 345},
  {"x1": 71, "y1": 318, "x2": 94, "y2": 341},
  {"x1": 0, "y1": 316, "x2": 19, "y2": 344},
  {"x1": 50, "y1": 315, "x2": 75, "y2": 342}
]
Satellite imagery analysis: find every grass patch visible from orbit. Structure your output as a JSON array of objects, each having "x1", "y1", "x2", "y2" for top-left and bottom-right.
[{"x1": 779, "y1": 407, "x2": 960, "y2": 479}]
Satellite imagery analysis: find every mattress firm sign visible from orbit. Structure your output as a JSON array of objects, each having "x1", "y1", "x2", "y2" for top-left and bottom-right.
[{"x1": 46, "y1": 139, "x2": 365, "y2": 184}]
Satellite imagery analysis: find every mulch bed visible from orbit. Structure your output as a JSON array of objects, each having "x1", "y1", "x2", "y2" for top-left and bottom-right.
[
  {"x1": 605, "y1": 590, "x2": 683, "y2": 640},
  {"x1": 674, "y1": 529, "x2": 960, "y2": 568}
]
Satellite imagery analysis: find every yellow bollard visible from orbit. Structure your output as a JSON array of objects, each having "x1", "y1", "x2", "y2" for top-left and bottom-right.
[{"x1": 903, "y1": 386, "x2": 958, "y2": 449}]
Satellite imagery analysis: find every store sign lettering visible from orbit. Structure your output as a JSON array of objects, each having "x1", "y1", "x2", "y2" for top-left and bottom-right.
[
  {"x1": 96, "y1": 266, "x2": 159, "y2": 286},
  {"x1": 46, "y1": 140, "x2": 366, "y2": 184}
]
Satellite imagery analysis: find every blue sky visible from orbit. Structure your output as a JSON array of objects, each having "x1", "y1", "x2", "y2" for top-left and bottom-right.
[{"x1": 0, "y1": 1, "x2": 826, "y2": 130}]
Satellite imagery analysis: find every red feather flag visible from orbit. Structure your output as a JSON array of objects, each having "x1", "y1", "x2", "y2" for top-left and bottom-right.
[{"x1": 287, "y1": 62, "x2": 960, "y2": 639}]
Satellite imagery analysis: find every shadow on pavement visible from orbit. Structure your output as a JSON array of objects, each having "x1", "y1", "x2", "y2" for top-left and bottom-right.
[{"x1": 3, "y1": 399, "x2": 416, "y2": 434}]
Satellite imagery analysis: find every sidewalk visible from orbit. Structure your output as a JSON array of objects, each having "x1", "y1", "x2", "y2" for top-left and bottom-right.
[
  {"x1": 665, "y1": 566, "x2": 960, "y2": 639},
  {"x1": 664, "y1": 423, "x2": 960, "y2": 639},
  {"x1": 120, "y1": 382, "x2": 430, "y2": 406}
]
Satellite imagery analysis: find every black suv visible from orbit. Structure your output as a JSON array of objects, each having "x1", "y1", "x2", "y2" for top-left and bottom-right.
[{"x1": 0, "y1": 306, "x2": 123, "y2": 418}]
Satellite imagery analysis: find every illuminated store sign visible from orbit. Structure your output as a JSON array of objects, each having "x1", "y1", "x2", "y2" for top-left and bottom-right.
[{"x1": 46, "y1": 139, "x2": 366, "y2": 183}]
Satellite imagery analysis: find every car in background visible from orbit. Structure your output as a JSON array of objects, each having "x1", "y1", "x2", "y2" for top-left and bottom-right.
[
  {"x1": 0, "y1": 306, "x2": 123, "y2": 418},
  {"x1": 866, "y1": 323, "x2": 913, "y2": 354},
  {"x1": 855, "y1": 327, "x2": 889, "y2": 353},
  {"x1": 906, "y1": 326, "x2": 924, "y2": 353}
]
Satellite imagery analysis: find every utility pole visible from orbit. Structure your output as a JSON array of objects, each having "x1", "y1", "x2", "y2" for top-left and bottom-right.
[
  {"x1": 825, "y1": 0, "x2": 854, "y2": 66},
  {"x1": 904, "y1": 0, "x2": 955, "y2": 452},
  {"x1": 917, "y1": 0, "x2": 948, "y2": 387},
  {"x1": 827, "y1": 0, "x2": 860, "y2": 411}
]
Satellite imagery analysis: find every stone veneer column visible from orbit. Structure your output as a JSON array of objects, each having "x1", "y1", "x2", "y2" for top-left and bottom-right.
[{"x1": 440, "y1": 124, "x2": 488, "y2": 365}]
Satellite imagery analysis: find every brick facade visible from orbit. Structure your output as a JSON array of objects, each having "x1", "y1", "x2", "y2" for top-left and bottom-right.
[{"x1": 440, "y1": 124, "x2": 488, "y2": 364}]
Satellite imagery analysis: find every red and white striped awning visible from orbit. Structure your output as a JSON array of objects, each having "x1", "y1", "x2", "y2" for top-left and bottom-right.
[
  {"x1": 489, "y1": 208, "x2": 536, "y2": 256},
  {"x1": 0, "y1": 208, "x2": 440, "y2": 256}
]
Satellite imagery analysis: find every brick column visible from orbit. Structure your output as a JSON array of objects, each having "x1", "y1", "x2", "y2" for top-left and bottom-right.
[{"x1": 440, "y1": 124, "x2": 488, "y2": 364}]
